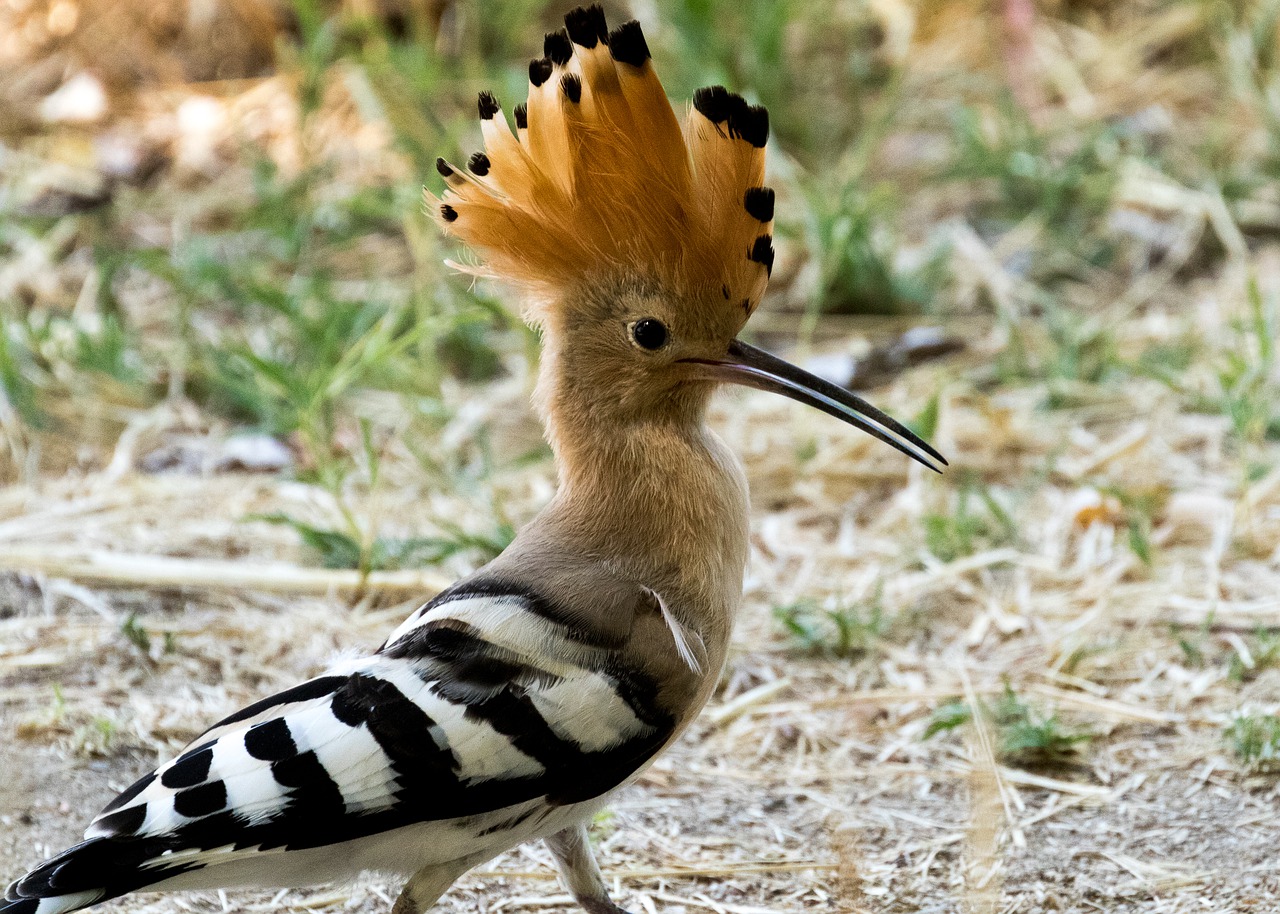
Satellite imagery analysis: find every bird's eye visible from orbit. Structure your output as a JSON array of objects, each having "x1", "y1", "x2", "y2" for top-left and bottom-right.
[{"x1": 629, "y1": 318, "x2": 668, "y2": 351}]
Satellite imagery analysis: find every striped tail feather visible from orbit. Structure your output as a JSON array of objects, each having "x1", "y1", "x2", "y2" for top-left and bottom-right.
[
  {"x1": 430, "y1": 4, "x2": 775, "y2": 324},
  {"x1": 2, "y1": 568, "x2": 690, "y2": 914},
  {"x1": 2, "y1": 834, "x2": 190, "y2": 914}
]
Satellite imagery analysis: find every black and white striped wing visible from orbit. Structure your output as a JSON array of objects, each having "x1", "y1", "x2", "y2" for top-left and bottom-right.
[{"x1": 2, "y1": 579, "x2": 678, "y2": 914}]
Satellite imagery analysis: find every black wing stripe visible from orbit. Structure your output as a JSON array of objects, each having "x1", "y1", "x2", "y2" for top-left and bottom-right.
[
  {"x1": 463, "y1": 689, "x2": 584, "y2": 770},
  {"x1": 410, "y1": 578, "x2": 628, "y2": 649},
  {"x1": 388, "y1": 620, "x2": 563, "y2": 693},
  {"x1": 172, "y1": 781, "x2": 226, "y2": 819},
  {"x1": 244, "y1": 718, "x2": 296, "y2": 761},
  {"x1": 86, "y1": 805, "x2": 145, "y2": 839},
  {"x1": 198, "y1": 676, "x2": 347, "y2": 733},
  {"x1": 270, "y1": 750, "x2": 344, "y2": 809},
  {"x1": 459, "y1": 674, "x2": 674, "y2": 806},
  {"x1": 160, "y1": 745, "x2": 214, "y2": 789},
  {"x1": 601, "y1": 658, "x2": 673, "y2": 729},
  {"x1": 328, "y1": 673, "x2": 458, "y2": 776}
]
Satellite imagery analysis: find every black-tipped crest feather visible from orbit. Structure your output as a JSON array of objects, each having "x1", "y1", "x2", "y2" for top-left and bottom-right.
[
  {"x1": 693, "y1": 86, "x2": 734, "y2": 124},
  {"x1": 560, "y1": 74, "x2": 582, "y2": 104},
  {"x1": 743, "y1": 187, "x2": 775, "y2": 222},
  {"x1": 544, "y1": 29, "x2": 572, "y2": 66},
  {"x1": 565, "y1": 5, "x2": 608, "y2": 48},
  {"x1": 731, "y1": 105, "x2": 769, "y2": 147},
  {"x1": 749, "y1": 235, "x2": 775, "y2": 275},
  {"x1": 608, "y1": 20, "x2": 650, "y2": 66},
  {"x1": 693, "y1": 87, "x2": 769, "y2": 147},
  {"x1": 529, "y1": 58, "x2": 552, "y2": 87}
]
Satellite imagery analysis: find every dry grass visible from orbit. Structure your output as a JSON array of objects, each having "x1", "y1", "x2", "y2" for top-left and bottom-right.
[{"x1": 2, "y1": 1, "x2": 1280, "y2": 912}]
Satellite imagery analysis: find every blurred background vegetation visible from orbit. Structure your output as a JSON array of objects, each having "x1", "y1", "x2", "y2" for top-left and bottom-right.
[{"x1": 0, "y1": 0, "x2": 1278, "y2": 569}]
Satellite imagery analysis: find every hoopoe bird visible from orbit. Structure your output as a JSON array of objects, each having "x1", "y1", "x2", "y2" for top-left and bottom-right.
[{"x1": 1, "y1": 7, "x2": 944, "y2": 914}]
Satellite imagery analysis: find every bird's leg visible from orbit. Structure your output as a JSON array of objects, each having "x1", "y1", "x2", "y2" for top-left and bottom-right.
[
  {"x1": 545, "y1": 823, "x2": 633, "y2": 914},
  {"x1": 390, "y1": 861, "x2": 470, "y2": 914}
]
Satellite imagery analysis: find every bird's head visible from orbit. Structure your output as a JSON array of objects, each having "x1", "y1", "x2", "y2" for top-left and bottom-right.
[{"x1": 431, "y1": 5, "x2": 945, "y2": 473}]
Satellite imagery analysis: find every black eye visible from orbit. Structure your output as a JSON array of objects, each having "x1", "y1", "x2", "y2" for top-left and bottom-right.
[{"x1": 629, "y1": 318, "x2": 668, "y2": 351}]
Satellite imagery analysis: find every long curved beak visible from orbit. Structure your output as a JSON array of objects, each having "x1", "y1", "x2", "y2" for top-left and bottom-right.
[{"x1": 683, "y1": 339, "x2": 947, "y2": 473}]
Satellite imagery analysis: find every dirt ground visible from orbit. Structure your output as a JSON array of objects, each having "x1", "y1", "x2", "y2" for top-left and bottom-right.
[
  {"x1": 4, "y1": 727, "x2": 1280, "y2": 914},
  {"x1": 2, "y1": 369, "x2": 1279, "y2": 914}
]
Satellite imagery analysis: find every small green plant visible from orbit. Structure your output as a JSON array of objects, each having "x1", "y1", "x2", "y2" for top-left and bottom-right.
[
  {"x1": 1215, "y1": 277, "x2": 1279, "y2": 444},
  {"x1": 73, "y1": 715, "x2": 120, "y2": 758},
  {"x1": 120, "y1": 613, "x2": 152, "y2": 654},
  {"x1": 924, "y1": 683, "x2": 1091, "y2": 768},
  {"x1": 997, "y1": 698, "x2": 1090, "y2": 765},
  {"x1": 1131, "y1": 338, "x2": 1198, "y2": 387},
  {"x1": 47, "y1": 684, "x2": 66, "y2": 726},
  {"x1": 996, "y1": 304, "x2": 1125, "y2": 397},
  {"x1": 1044, "y1": 310, "x2": 1124, "y2": 393},
  {"x1": 255, "y1": 512, "x2": 514, "y2": 575},
  {"x1": 1057, "y1": 641, "x2": 1111, "y2": 678},
  {"x1": 1225, "y1": 712, "x2": 1280, "y2": 768},
  {"x1": 1172, "y1": 613, "x2": 1218, "y2": 669},
  {"x1": 1143, "y1": 279, "x2": 1278, "y2": 445},
  {"x1": 1100, "y1": 485, "x2": 1166, "y2": 568},
  {"x1": 72, "y1": 313, "x2": 145, "y2": 385},
  {"x1": 0, "y1": 318, "x2": 44, "y2": 427},
  {"x1": 15, "y1": 686, "x2": 67, "y2": 740},
  {"x1": 1216, "y1": 0, "x2": 1280, "y2": 174},
  {"x1": 799, "y1": 171, "x2": 948, "y2": 317},
  {"x1": 908, "y1": 392, "x2": 942, "y2": 443},
  {"x1": 922, "y1": 476, "x2": 1017, "y2": 562},
  {"x1": 773, "y1": 594, "x2": 886, "y2": 658},
  {"x1": 922, "y1": 700, "x2": 973, "y2": 740},
  {"x1": 1176, "y1": 628, "x2": 1207, "y2": 668},
  {"x1": 945, "y1": 100, "x2": 1118, "y2": 245},
  {"x1": 1228, "y1": 628, "x2": 1280, "y2": 682}
]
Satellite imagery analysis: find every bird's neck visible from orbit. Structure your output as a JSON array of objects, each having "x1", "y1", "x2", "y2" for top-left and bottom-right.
[{"x1": 531, "y1": 368, "x2": 751, "y2": 648}]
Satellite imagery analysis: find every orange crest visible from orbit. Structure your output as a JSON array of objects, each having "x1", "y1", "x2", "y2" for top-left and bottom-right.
[{"x1": 429, "y1": 5, "x2": 774, "y2": 322}]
